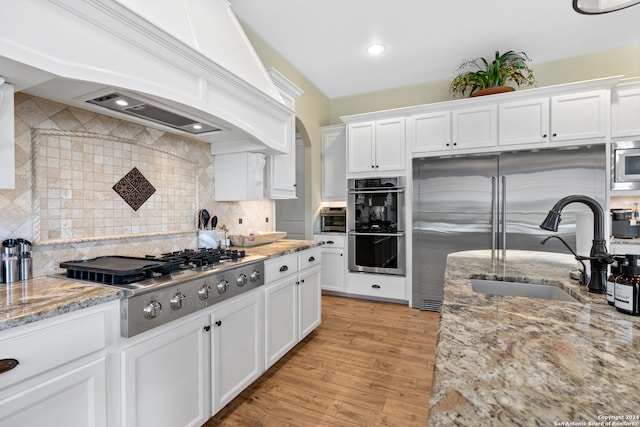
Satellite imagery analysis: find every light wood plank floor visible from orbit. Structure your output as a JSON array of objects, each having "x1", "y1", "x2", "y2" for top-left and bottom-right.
[{"x1": 204, "y1": 294, "x2": 440, "y2": 427}]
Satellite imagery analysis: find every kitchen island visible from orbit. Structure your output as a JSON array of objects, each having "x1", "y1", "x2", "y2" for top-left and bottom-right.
[{"x1": 428, "y1": 250, "x2": 640, "y2": 426}]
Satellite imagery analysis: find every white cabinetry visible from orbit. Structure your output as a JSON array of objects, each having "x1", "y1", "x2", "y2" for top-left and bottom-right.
[
  {"x1": 498, "y1": 97, "x2": 550, "y2": 146},
  {"x1": 452, "y1": 104, "x2": 498, "y2": 150},
  {"x1": 321, "y1": 125, "x2": 347, "y2": 201},
  {"x1": 347, "y1": 272, "x2": 406, "y2": 300},
  {"x1": 549, "y1": 90, "x2": 608, "y2": 142},
  {"x1": 408, "y1": 110, "x2": 451, "y2": 154},
  {"x1": 612, "y1": 80, "x2": 640, "y2": 139},
  {"x1": 211, "y1": 291, "x2": 263, "y2": 414},
  {"x1": 314, "y1": 234, "x2": 346, "y2": 292},
  {"x1": 265, "y1": 69, "x2": 303, "y2": 199},
  {"x1": 346, "y1": 118, "x2": 405, "y2": 174},
  {"x1": 214, "y1": 152, "x2": 266, "y2": 201},
  {"x1": 120, "y1": 315, "x2": 210, "y2": 427},
  {"x1": 264, "y1": 248, "x2": 321, "y2": 369},
  {"x1": 0, "y1": 81, "x2": 15, "y2": 189},
  {"x1": 0, "y1": 303, "x2": 115, "y2": 427}
]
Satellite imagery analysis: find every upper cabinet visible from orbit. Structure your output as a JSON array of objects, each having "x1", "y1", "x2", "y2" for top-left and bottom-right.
[
  {"x1": 612, "y1": 78, "x2": 640, "y2": 139},
  {"x1": 321, "y1": 125, "x2": 347, "y2": 201},
  {"x1": 265, "y1": 69, "x2": 303, "y2": 199},
  {"x1": 0, "y1": 81, "x2": 15, "y2": 189},
  {"x1": 548, "y1": 89, "x2": 608, "y2": 142},
  {"x1": 214, "y1": 152, "x2": 266, "y2": 201},
  {"x1": 345, "y1": 117, "x2": 405, "y2": 175},
  {"x1": 407, "y1": 77, "x2": 618, "y2": 157}
]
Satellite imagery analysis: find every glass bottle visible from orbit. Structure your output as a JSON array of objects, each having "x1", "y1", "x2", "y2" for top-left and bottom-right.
[{"x1": 615, "y1": 254, "x2": 640, "y2": 316}]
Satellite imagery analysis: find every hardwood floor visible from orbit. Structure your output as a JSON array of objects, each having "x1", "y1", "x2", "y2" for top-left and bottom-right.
[{"x1": 204, "y1": 294, "x2": 441, "y2": 426}]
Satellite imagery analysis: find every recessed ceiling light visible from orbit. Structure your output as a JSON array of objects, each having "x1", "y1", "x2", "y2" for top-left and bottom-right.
[
  {"x1": 115, "y1": 99, "x2": 128, "y2": 107},
  {"x1": 193, "y1": 124, "x2": 202, "y2": 130},
  {"x1": 366, "y1": 43, "x2": 386, "y2": 56}
]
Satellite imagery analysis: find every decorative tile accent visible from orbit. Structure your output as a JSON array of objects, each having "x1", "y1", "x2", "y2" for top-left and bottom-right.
[{"x1": 113, "y1": 167, "x2": 156, "y2": 211}]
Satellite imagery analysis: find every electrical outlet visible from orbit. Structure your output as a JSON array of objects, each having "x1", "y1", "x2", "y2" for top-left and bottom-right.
[
  {"x1": 265, "y1": 217, "x2": 269, "y2": 223},
  {"x1": 239, "y1": 218, "x2": 243, "y2": 224}
]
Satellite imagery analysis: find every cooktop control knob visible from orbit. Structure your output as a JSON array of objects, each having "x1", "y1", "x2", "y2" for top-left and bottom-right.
[
  {"x1": 236, "y1": 273, "x2": 248, "y2": 287},
  {"x1": 143, "y1": 300, "x2": 162, "y2": 319},
  {"x1": 216, "y1": 279, "x2": 229, "y2": 294},
  {"x1": 198, "y1": 284, "x2": 212, "y2": 300},
  {"x1": 170, "y1": 292, "x2": 186, "y2": 310},
  {"x1": 249, "y1": 270, "x2": 261, "y2": 282}
]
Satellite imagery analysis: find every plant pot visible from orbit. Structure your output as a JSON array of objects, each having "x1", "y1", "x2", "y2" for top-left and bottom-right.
[{"x1": 471, "y1": 86, "x2": 515, "y2": 97}]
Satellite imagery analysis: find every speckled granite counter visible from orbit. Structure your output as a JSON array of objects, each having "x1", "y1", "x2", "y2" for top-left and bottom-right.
[
  {"x1": 234, "y1": 239, "x2": 320, "y2": 258},
  {"x1": 428, "y1": 250, "x2": 640, "y2": 426},
  {"x1": 0, "y1": 240, "x2": 317, "y2": 332},
  {"x1": 0, "y1": 276, "x2": 120, "y2": 331}
]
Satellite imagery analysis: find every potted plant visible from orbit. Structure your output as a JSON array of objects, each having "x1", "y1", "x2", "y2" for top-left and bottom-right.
[{"x1": 450, "y1": 50, "x2": 536, "y2": 97}]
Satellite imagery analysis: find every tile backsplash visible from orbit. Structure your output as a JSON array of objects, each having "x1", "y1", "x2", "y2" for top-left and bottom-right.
[{"x1": 0, "y1": 94, "x2": 273, "y2": 277}]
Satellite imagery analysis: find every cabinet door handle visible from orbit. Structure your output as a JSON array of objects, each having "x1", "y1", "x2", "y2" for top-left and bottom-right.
[
  {"x1": 279, "y1": 265, "x2": 289, "y2": 272},
  {"x1": 372, "y1": 284, "x2": 381, "y2": 289},
  {"x1": 326, "y1": 240, "x2": 334, "y2": 244},
  {"x1": 215, "y1": 320, "x2": 222, "y2": 327},
  {"x1": 308, "y1": 256, "x2": 316, "y2": 262},
  {"x1": 542, "y1": 134, "x2": 548, "y2": 138},
  {"x1": 552, "y1": 133, "x2": 557, "y2": 137},
  {"x1": 0, "y1": 359, "x2": 19, "y2": 374},
  {"x1": 204, "y1": 325, "x2": 211, "y2": 332}
]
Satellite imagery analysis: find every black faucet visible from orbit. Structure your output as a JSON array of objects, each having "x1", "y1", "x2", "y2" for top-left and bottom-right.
[{"x1": 539, "y1": 195, "x2": 613, "y2": 294}]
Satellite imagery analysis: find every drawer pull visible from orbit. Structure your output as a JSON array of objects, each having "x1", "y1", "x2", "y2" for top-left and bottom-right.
[
  {"x1": 279, "y1": 265, "x2": 289, "y2": 272},
  {"x1": 0, "y1": 359, "x2": 19, "y2": 374},
  {"x1": 371, "y1": 284, "x2": 381, "y2": 289},
  {"x1": 308, "y1": 256, "x2": 316, "y2": 262},
  {"x1": 326, "y1": 240, "x2": 334, "y2": 244}
]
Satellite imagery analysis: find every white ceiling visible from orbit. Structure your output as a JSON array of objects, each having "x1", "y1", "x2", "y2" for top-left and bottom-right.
[{"x1": 229, "y1": 0, "x2": 640, "y2": 99}]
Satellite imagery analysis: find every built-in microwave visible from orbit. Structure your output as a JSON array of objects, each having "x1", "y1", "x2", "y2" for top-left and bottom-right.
[{"x1": 612, "y1": 140, "x2": 640, "y2": 191}]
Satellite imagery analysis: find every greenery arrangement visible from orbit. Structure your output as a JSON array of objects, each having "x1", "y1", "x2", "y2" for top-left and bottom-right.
[{"x1": 449, "y1": 50, "x2": 536, "y2": 97}]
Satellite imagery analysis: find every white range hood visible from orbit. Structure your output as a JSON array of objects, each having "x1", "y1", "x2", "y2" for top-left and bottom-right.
[{"x1": 0, "y1": 0, "x2": 292, "y2": 155}]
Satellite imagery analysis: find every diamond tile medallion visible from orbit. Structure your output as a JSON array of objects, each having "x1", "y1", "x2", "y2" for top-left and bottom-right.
[{"x1": 113, "y1": 167, "x2": 156, "y2": 211}]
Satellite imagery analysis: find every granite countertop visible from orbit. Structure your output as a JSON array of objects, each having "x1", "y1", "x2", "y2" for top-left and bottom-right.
[
  {"x1": 0, "y1": 276, "x2": 120, "y2": 331},
  {"x1": 428, "y1": 250, "x2": 640, "y2": 426},
  {"x1": 0, "y1": 239, "x2": 318, "y2": 332}
]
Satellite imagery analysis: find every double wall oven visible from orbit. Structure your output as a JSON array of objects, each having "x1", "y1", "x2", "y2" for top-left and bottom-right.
[{"x1": 348, "y1": 177, "x2": 405, "y2": 276}]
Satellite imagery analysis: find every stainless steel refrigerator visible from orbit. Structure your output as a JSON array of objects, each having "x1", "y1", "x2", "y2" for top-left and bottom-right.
[{"x1": 412, "y1": 145, "x2": 606, "y2": 311}]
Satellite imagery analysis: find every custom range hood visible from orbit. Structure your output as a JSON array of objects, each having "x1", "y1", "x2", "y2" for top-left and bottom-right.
[{"x1": 0, "y1": 0, "x2": 292, "y2": 155}]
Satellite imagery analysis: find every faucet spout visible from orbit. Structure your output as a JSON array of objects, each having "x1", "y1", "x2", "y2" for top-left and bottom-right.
[{"x1": 539, "y1": 195, "x2": 611, "y2": 294}]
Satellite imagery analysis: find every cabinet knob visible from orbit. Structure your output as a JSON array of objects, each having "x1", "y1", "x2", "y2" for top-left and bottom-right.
[
  {"x1": 542, "y1": 134, "x2": 548, "y2": 138},
  {"x1": 204, "y1": 325, "x2": 211, "y2": 332},
  {"x1": 446, "y1": 143, "x2": 450, "y2": 146},
  {"x1": 372, "y1": 284, "x2": 381, "y2": 289},
  {"x1": 215, "y1": 320, "x2": 222, "y2": 327},
  {"x1": 371, "y1": 165, "x2": 375, "y2": 169},
  {"x1": 552, "y1": 133, "x2": 557, "y2": 137},
  {"x1": 453, "y1": 143, "x2": 457, "y2": 146},
  {"x1": 0, "y1": 358, "x2": 19, "y2": 374}
]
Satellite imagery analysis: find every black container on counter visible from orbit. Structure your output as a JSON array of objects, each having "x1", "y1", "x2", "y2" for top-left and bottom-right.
[
  {"x1": 615, "y1": 254, "x2": 640, "y2": 316},
  {"x1": 607, "y1": 256, "x2": 627, "y2": 306}
]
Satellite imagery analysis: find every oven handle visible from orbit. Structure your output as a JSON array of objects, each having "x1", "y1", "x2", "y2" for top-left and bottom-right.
[
  {"x1": 349, "y1": 189, "x2": 404, "y2": 194},
  {"x1": 349, "y1": 231, "x2": 405, "y2": 237}
]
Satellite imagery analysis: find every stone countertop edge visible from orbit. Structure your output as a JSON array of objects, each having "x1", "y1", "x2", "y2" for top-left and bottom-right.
[
  {"x1": 427, "y1": 249, "x2": 640, "y2": 426},
  {"x1": 0, "y1": 239, "x2": 319, "y2": 332}
]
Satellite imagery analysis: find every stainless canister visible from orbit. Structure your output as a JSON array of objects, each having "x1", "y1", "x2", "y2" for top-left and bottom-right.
[
  {"x1": 16, "y1": 238, "x2": 32, "y2": 281},
  {"x1": 2, "y1": 239, "x2": 19, "y2": 283}
]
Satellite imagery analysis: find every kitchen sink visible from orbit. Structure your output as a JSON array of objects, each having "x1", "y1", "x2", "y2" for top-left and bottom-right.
[{"x1": 469, "y1": 279, "x2": 579, "y2": 303}]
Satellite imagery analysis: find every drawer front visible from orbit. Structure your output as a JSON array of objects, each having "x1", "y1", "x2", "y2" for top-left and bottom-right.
[
  {"x1": 298, "y1": 248, "x2": 322, "y2": 271},
  {"x1": 0, "y1": 309, "x2": 107, "y2": 390},
  {"x1": 348, "y1": 273, "x2": 406, "y2": 300},
  {"x1": 314, "y1": 234, "x2": 345, "y2": 249},
  {"x1": 265, "y1": 253, "x2": 298, "y2": 282}
]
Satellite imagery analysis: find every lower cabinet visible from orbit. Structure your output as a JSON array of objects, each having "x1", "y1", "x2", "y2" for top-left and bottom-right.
[
  {"x1": 314, "y1": 234, "x2": 346, "y2": 292},
  {"x1": 211, "y1": 291, "x2": 264, "y2": 414},
  {"x1": 264, "y1": 247, "x2": 322, "y2": 370},
  {"x1": 347, "y1": 272, "x2": 406, "y2": 300},
  {"x1": 120, "y1": 315, "x2": 211, "y2": 427},
  {"x1": 0, "y1": 303, "x2": 115, "y2": 427}
]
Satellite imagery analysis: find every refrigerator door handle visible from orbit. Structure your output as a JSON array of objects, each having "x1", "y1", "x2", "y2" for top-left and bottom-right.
[
  {"x1": 491, "y1": 176, "x2": 497, "y2": 258},
  {"x1": 502, "y1": 175, "x2": 507, "y2": 258}
]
